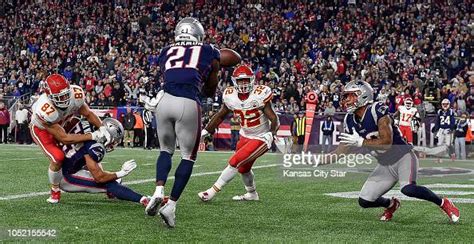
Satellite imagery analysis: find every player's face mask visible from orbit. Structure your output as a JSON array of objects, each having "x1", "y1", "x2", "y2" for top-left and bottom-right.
[
  {"x1": 405, "y1": 101, "x2": 413, "y2": 109},
  {"x1": 342, "y1": 92, "x2": 358, "y2": 113},
  {"x1": 236, "y1": 78, "x2": 253, "y2": 94},
  {"x1": 50, "y1": 90, "x2": 71, "y2": 109},
  {"x1": 442, "y1": 102, "x2": 450, "y2": 110}
]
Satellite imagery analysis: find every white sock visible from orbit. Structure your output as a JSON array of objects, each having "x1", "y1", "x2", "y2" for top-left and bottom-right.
[
  {"x1": 242, "y1": 170, "x2": 256, "y2": 193},
  {"x1": 213, "y1": 165, "x2": 238, "y2": 191},
  {"x1": 167, "y1": 199, "x2": 177, "y2": 208},
  {"x1": 48, "y1": 168, "x2": 62, "y2": 190},
  {"x1": 153, "y1": 186, "x2": 164, "y2": 199}
]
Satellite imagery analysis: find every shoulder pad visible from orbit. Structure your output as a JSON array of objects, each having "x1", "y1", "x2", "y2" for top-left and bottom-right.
[
  {"x1": 252, "y1": 85, "x2": 273, "y2": 105},
  {"x1": 343, "y1": 113, "x2": 352, "y2": 133},
  {"x1": 86, "y1": 141, "x2": 106, "y2": 162},
  {"x1": 36, "y1": 102, "x2": 59, "y2": 124}
]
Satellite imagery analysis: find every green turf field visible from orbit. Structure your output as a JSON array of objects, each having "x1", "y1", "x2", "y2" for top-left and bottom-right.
[{"x1": 1, "y1": 144, "x2": 473, "y2": 242}]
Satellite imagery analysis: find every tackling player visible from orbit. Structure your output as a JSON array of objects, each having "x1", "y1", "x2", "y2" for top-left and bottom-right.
[
  {"x1": 145, "y1": 17, "x2": 222, "y2": 227},
  {"x1": 394, "y1": 98, "x2": 420, "y2": 144},
  {"x1": 198, "y1": 65, "x2": 279, "y2": 202},
  {"x1": 332, "y1": 81, "x2": 459, "y2": 223},
  {"x1": 30, "y1": 74, "x2": 110, "y2": 204},
  {"x1": 59, "y1": 118, "x2": 149, "y2": 207}
]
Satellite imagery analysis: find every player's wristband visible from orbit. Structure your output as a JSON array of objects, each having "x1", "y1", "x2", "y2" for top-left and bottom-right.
[{"x1": 115, "y1": 170, "x2": 127, "y2": 178}]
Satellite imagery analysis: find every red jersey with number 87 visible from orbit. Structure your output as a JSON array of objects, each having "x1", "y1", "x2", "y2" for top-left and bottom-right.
[
  {"x1": 31, "y1": 85, "x2": 85, "y2": 129},
  {"x1": 223, "y1": 85, "x2": 272, "y2": 139}
]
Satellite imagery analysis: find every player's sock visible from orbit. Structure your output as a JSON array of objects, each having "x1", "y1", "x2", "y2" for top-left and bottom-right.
[
  {"x1": 214, "y1": 165, "x2": 238, "y2": 191},
  {"x1": 167, "y1": 199, "x2": 177, "y2": 208},
  {"x1": 156, "y1": 151, "x2": 173, "y2": 184},
  {"x1": 401, "y1": 184, "x2": 443, "y2": 206},
  {"x1": 152, "y1": 185, "x2": 164, "y2": 199},
  {"x1": 170, "y1": 159, "x2": 194, "y2": 201},
  {"x1": 48, "y1": 168, "x2": 62, "y2": 190},
  {"x1": 241, "y1": 170, "x2": 256, "y2": 193},
  {"x1": 106, "y1": 181, "x2": 142, "y2": 203},
  {"x1": 358, "y1": 197, "x2": 391, "y2": 208}
]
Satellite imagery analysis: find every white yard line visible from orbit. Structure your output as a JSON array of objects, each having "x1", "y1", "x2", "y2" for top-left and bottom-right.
[{"x1": 0, "y1": 164, "x2": 279, "y2": 200}]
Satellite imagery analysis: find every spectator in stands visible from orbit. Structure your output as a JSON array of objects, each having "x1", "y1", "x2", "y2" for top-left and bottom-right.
[
  {"x1": 122, "y1": 106, "x2": 136, "y2": 148},
  {"x1": 321, "y1": 115, "x2": 335, "y2": 153},
  {"x1": 0, "y1": 102, "x2": 9, "y2": 143},
  {"x1": 323, "y1": 102, "x2": 336, "y2": 117},
  {"x1": 454, "y1": 112, "x2": 469, "y2": 160},
  {"x1": 15, "y1": 103, "x2": 29, "y2": 144},
  {"x1": 0, "y1": 0, "x2": 472, "y2": 150}
]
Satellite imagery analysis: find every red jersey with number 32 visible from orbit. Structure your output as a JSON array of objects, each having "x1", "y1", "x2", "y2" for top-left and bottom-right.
[
  {"x1": 223, "y1": 85, "x2": 272, "y2": 139},
  {"x1": 31, "y1": 85, "x2": 85, "y2": 129}
]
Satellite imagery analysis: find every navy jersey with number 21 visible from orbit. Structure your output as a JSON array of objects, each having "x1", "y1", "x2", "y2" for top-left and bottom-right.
[{"x1": 158, "y1": 43, "x2": 220, "y2": 102}]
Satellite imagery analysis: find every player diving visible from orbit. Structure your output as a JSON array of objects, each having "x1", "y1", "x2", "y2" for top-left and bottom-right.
[
  {"x1": 327, "y1": 80, "x2": 459, "y2": 223},
  {"x1": 58, "y1": 118, "x2": 150, "y2": 207}
]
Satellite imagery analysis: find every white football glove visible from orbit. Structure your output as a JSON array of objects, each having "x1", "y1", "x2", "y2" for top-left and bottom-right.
[
  {"x1": 201, "y1": 129, "x2": 210, "y2": 140},
  {"x1": 90, "y1": 130, "x2": 106, "y2": 143},
  {"x1": 261, "y1": 132, "x2": 275, "y2": 149},
  {"x1": 116, "y1": 159, "x2": 137, "y2": 178},
  {"x1": 99, "y1": 125, "x2": 112, "y2": 146},
  {"x1": 339, "y1": 129, "x2": 364, "y2": 147}
]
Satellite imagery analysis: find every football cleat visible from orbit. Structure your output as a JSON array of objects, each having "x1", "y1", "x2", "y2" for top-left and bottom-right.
[
  {"x1": 380, "y1": 198, "x2": 400, "y2": 221},
  {"x1": 145, "y1": 196, "x2": 163, "y2": 216},
  {"x1": 140, "y1": 196, "x2": 151, "y2": 207},
  {"x1": 46, "y1": 189, "x2": 61, "y2": 204},
  {"x1": 232, "y1": 192, "x2": 259, "y2": 201},
  {"x1": 198, "y1": 190, "x2": 215, "y2": 202},
  {"x1": 440, "y1": 198, "x2": 460, "y2": 223},
  {"x1": 159, "y1": 203, "x2": 176, "y2": 228}
]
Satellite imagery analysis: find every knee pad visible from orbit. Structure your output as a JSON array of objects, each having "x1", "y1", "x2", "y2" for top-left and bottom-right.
[
  {"x1": 401, "y1": 184, "x2": 417, "y2": 197},
  {"x1": 358, "y1": 197, "x2": 372, "y2": 208}
]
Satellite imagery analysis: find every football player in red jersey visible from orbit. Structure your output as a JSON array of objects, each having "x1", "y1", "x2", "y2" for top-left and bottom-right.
[
  {"x1": 30, "y1": 74, "x2": 110, "y2": 204},
  {"x1": 198, "y1": 65, "x2": 280, "y2": 201}
]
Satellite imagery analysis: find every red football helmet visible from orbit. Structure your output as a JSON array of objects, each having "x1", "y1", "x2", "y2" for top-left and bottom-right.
[
  {"x1": 42, "y1": 74, "x2": 71, "y2": 108},
  {"x1": 231, "y1": 65, "x2": 254, "y2": 94},
  {"x1": 404, "y1": 97, "x2": 413, "y2": 109}
]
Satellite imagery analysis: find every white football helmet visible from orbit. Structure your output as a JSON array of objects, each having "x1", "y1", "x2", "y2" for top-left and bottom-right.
[
  {"x1": 174, "y1": 17, "x2": 205, "y2": 44},
  {"x1": 342, "y1": 81, "x2": 374, "y2": 113}
]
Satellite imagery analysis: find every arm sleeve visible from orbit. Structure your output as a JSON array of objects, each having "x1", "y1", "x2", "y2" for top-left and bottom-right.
[
  {"x1": 86, "y1": 141, "x2": 106, "y2": 162},
  {"x1": 211, "y1": 44, "x2": 221, "y2": 61}
]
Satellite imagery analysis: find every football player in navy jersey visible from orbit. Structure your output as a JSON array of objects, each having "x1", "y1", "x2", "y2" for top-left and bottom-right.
[
  {"x1": 145, "y1": 17, "x2": 221, "y2": 227},
  {"x1": 328, "y1": 81, "x2": 459, "y2": 223},
  {"x1": 59, "y1": 118, "x2": 150, "y2": 207},
  {"x1": 432, "y1": 99, "x2": 456, "y2": 160}
]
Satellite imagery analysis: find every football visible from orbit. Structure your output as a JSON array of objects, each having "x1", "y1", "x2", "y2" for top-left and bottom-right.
[{"x1": 220, "y1": 48, "x2": 241, "y2": 67}]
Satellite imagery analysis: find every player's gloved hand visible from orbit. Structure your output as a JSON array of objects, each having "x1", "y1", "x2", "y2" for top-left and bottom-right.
[
  {"x1": 261, "y1": 132, "x2": 275, "y2": 149},
  {"x1": 116, "y1": 160, "x2": 137, "y2": 178},
  {"x1": 99, "y1": 125, "x2": 112, "y2": 146},
  {"x1": 339, "y1": 129, "x2": 364, "y2": 147},
  {"x1": 90, "y1": 130, "x2": 106, "y2": 143},
  {"x1": 444, "y1": 129, "x2": 452, "y2": 134},
  {"x1": 201, "y1": 129, "x2": 210, "y2": 140}
]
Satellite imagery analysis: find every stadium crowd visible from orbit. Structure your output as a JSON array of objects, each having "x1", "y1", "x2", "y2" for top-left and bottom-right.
[{"x1": 0, "y1": 0, "x2": 472, "y2": 146}]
